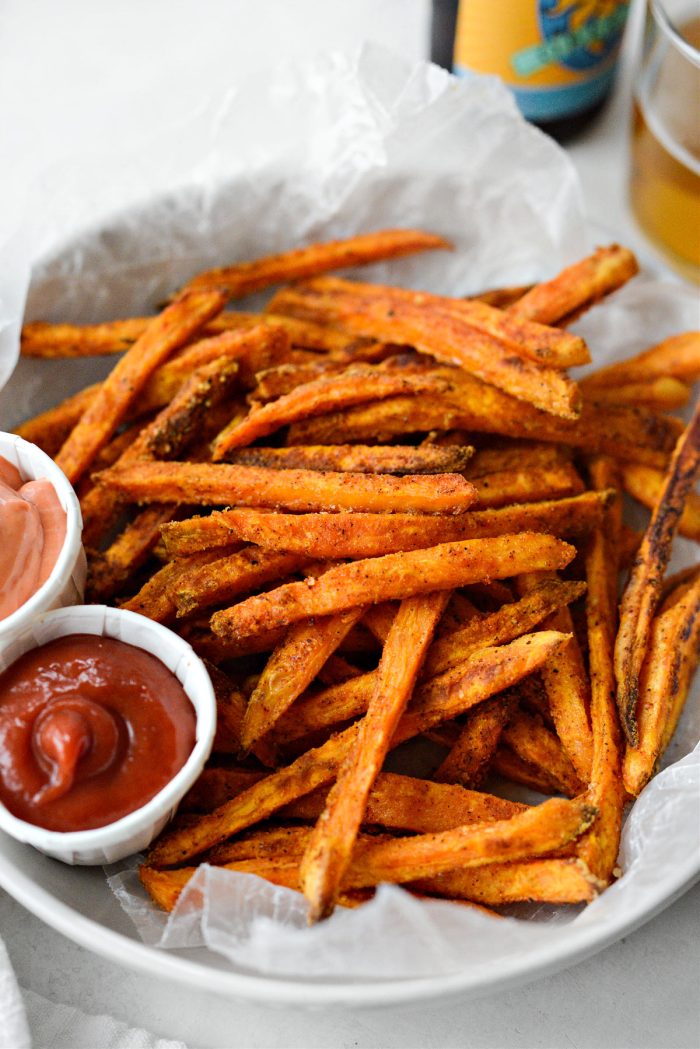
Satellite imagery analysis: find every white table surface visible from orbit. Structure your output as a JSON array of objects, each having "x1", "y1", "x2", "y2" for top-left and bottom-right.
[{"x1": 1, "y1": 2, "x2": 698, "y2": 1047}]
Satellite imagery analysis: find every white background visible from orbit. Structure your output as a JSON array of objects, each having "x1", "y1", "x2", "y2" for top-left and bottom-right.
[{"x1": 1, "y1": 1, "x2": 698, "y2": 1047}]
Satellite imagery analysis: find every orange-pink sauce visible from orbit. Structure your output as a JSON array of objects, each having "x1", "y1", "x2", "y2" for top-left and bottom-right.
[{"x1": 0, "y1": 456, "x2": 66, "y2": 621}]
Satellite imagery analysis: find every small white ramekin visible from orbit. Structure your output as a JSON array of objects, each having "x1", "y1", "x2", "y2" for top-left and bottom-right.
[
  {"x1": 0, "y1": 605, "x2": 217, "y2": 864},
  {"x1": 0, "y1": 431, "x2": 86, "y2": 649}
]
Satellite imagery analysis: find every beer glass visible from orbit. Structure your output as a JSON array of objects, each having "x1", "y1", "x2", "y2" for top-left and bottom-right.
[{"x1": 629, "y1": 1, "x2": 700, "y2": 282}]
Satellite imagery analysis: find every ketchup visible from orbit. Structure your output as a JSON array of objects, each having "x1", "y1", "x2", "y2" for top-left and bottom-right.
[
  {"x1": 0, "y1": 455, "x2": 67, "y2": 622},
  {"x1": 0, "y1": 635, "x2": 196, "y2": 831}
]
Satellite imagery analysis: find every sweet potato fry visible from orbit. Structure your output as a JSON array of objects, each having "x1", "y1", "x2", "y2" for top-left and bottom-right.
[
  {"x1": 211, "y1": 366, "x2": 447, "y2": 458},
  {"x1": 615, "y1": 401, "x2": 700, "y2": 743},
  {"x1": 120, "y1": 545, "x2": 241, "y2": 624},
  {"x1": 463, "y1": 441, "x2": 571, "y2": 479},
  {"x1": 161, "y1": 493, "x2": 607, "y2": 563},
  {"x1": 148, "y1": 630, "x2": 571, "y2": 866},
  {"x1": 339, "y1": 797, "x2": 595, "y2": 889},
  {"x1": 21, "y1": 317, "x2": 153, "y2": 358},
  {"x1": 623, "y1": 572, "x2": 700, "y2": 795},
  {"x1": 578, "y1": 456, "x2": 625, "y2": 883},
  {"x1": 87, "y1": 505, "x2": 177, "y2": 601},
  {"x1": 270, "y1": 282, "x2": 583, "y2": 417},
  {"x1": 502, "y1": 711, "x2": 586, "y2": 797},
  {"x1": 471, "y1": 463, "x2": 584, "y2": 509},
  {"x1": 96, "y1": 460, "x2": 478, "y2": 515},
  {"x1": 172, "y1": 547, "x2": 311, "y2": 618},
  {"x1": 182, "y1": 767, "x2": 267, "y2": 812},
  {"x1": 300, "y1": 590, "x2": 450, "y2": 920},
  {"x1": 55, "y1": 289, "x2": 228, "y2": 483},
  {"x1": 515, "y1": 572, "x2": 593, "y2": 781},
  {"x1": 423, "y1": 578, "x2": 585, "y2": 679},
  {"x1": 287, "y1": 374, "x2": 683, "y2": 468},
  {"x1": 220, "y1": 443, "x2": 475, "y2": 475},
  {"x1": 472, "y1": 284, "x2": 533, "y2": 309},
  {"x1": 282, "y1": 770, "x2": 525, "y2": 831},
  {"x1": 491, "y1": 746, "x2": 558, "y2": 795},
  {"x1": 581, "y1": 331, "x2": 700, "y2": 390},
  {"x1": 81, "y1": 357, "x2": 239, "y2": 547},
  {"x1": 180, "y1": 228, "x2": 451, "y2": 297},
  {"x1": 241, "y1": 607, "x2": 366, "y2": 751},
  {"x1": 275, "y1": 628, "x2": 572, "y2": 746},
  {"x1": 210, "y1": 534, "x2": 575, "y2": 641},
  {"x1": 621, "y1": 462, "x2": 700, "y2": 543},
  {"x1": 509, "y1": 245, "x2": 639, "y2": 325},
  {"x1": 413, "y1": 857, "x2": 602, "y2": 905},
  {"x1": 433, "y1": 694, "x2": 517, "y2": 787},
  {"x1": 586, "y1": 377, "x2": 692, "y2": 412},
  {"x1": 14, "y1": 384, "x2": 100, "y2": 455},
  {"x1": 279, "y1": 275, "x2": 589, "y2": 367}
]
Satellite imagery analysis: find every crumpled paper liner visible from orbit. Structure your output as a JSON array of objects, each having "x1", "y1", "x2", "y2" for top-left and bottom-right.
[{"x1": 2, "y1": 45, "x2": 697, "y2": 983}]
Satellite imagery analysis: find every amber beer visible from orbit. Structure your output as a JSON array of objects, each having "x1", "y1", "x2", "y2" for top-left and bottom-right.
[{"x1": 630, "y1": 15, "x2": 700, "y2": 282}]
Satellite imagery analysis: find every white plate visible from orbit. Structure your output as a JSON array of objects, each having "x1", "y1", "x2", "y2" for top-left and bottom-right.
[{"x1": 0, "y1": 164, "x2": 698, "y2": 1008}]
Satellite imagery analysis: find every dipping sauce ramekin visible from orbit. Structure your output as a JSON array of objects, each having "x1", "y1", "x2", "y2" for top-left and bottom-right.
[
  {"x1": 0, "y1": 605, "x2": 217, "y2": 864},
  {"x1": 0, "y1": 432, "x2": 85, "y2": 650}
]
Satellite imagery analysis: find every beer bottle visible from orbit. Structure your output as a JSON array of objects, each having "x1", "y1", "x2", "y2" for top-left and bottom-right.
[{"x1": 432, "y1": 1, "x2": 630, "y2": 140}]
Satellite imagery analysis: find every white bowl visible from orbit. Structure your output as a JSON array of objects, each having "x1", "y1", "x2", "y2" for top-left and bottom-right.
[
  {"x1": 0, "y1": 605, "x2": 217, "y2": 864},
  {"x1": 0, "y1": 432, "x2": 86, "y2": 648}
]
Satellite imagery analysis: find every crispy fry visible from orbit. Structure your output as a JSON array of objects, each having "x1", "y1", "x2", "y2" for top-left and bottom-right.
[
  {"x1": 463, "y1": 441, "x2": 571, "y2": 479},
  {"x1": 180, "y1": 229, "x2": 451, "y2": 297},
  {"x1": 182, "y1": 767, "x2": 266, "y2": 811},
  {"x1": 97, "y1": 460, "x2": 478, "y2": 515},
  {"x1": 211, "y1": 366, "x2": 447, "y2": 458},
  {"x1": 21, "y1": 317, "x2": 153, "y2": 358},
  {"x1": 14, "y1": 384, "x2": 100, "y2": 455},
  {"x1": 433, "y1": 694, "x2": 517, "y2": 787},
  {"x1": 471, "y1": 462, "x2": 584, "y2": 509},
  {"x1": 281, "y1": 770, "x2": 525, "y2": 830},
  {"x1": 423, "y1": 578, "x2": 586, "y2": 679},
  {"x1": 586, "y1": 377, "x2": 692, "y2": 411},
  {"x1": 172, "y1": 547, "x2": 311, "y2": 618},
  {"x1": 338, "y1": 797, "x2": 595, "y2": 889},
  {"x1": 147, "y1": 630, "x2": 571, "y2": 866},
  {"x1": 160, "y1": 492, "x2": 609, "y2": 562},
  {"x1": 301, "y1": 591, "x2": 450, "y2": 920},
  {"x1": 413, "y1": 857, "x2": 601, "y2": 905},
  {"x1": 87, "y1": 505, "x2": 177, "y2": 601},
  {"x1": 491, "y1": 746, "x2": 558, "y2": 795},
  {"x1": 287, "y1": 374, "x2": 683, "y2": 468},
  {"x1": 55, "y1": 289, "x2": 228, "y2": 484},
  {"x1": 278, "y1": 275, "x2": 589, "y2": 367},
  {"x1": 578, "y1": 456, "x2": 625, "y2": 883},
  {"x1": 509, "y1": 245, "x2": 639, "y2": 325},
  {"x1": 472, "y1": 284, "x2": 534, "y2": 309},
  {"x1": 81, "y1": 357, "x2": 238, "y2": 547},
  {"x1": 621, "y1": 462, "x2": 700, "y2": 543},
  {"x1": 270, "y1": 282, "x2": 583, "y2": 417},
  {"x1": 502, "y1": 711, "x2": 586, "y2": 797},
  {"x1": 210, "y1": 534, "x2": 575, "y2": 641},
  {"x1": 581, "y1": 331, "x2": 700, "y2": 389},
  {"x1": 516, "y1": 572, "x2": 593, "y2": 782},
  {"x1": 623, "y1": 573, "x2": 700, "y2": 795},
  {"x1": 615, "y1": 401, "x2": 700, "y2": 743},
  {"x1": 120, "y1": 545, "x2": 241, "y2": 624},
  {"x1": 220, "y1": 443, "x2": 475, "y2": 475},
  {"x1": 241, "y1": 607, "x2": 366, "y2": 751}
]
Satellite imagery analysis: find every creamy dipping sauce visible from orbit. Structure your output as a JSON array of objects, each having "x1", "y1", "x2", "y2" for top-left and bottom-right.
[
  {"x1": 0, "y1": 455, "x2": 67, "y2": 621},
  {"x1": 0, "y1": 634, "x2": 196, "y2": 831}
]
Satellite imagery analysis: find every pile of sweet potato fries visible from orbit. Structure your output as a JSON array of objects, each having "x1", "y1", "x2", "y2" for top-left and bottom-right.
[{"x1": 17, "y1": 229, "x2": 700, "y2": 922}]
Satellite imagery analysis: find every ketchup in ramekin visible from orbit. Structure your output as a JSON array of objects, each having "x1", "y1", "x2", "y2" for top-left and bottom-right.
[{"x1": 0, "y1": 633, "x2": 196, "y2": 831}]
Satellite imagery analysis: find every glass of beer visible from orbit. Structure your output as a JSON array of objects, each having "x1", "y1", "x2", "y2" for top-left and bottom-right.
[{"x1": 629, "y1": 1, "x2": 700, "y2": 282}]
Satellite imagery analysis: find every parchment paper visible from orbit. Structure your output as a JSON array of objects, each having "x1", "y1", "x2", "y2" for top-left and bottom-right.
[{"x1": 1, "y1": 46, "x2": 697, "y2": 983}]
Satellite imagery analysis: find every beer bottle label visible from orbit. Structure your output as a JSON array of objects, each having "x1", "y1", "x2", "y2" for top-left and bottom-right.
[{"x1": 453, "y1": 1, "x2": 629, "y2": 122}]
